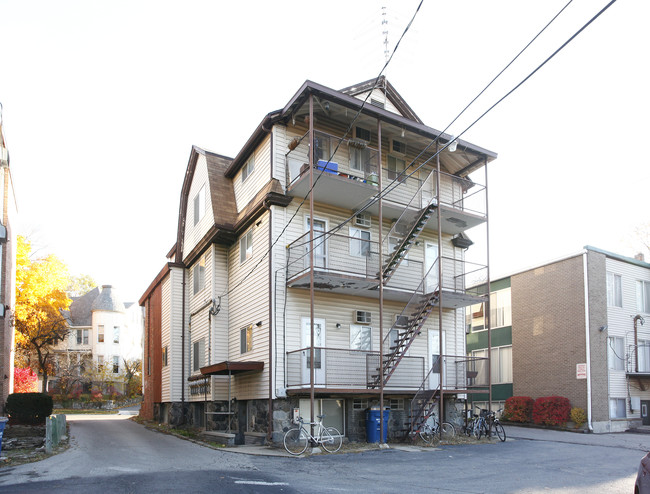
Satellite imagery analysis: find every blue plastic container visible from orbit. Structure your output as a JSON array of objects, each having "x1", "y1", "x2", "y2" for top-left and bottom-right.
[
  {"x1": 0, "y1": 417, "x2": 7, "y2": 456},
  {"x1": 365, "y1": 407, "x2": 389, "y2": 443}
]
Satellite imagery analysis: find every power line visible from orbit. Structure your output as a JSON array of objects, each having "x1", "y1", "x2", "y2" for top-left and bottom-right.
[
  {"x1": 287, "y1": 0, "x2": 617, "y2": 267},
  {"x1": 218, "y1": 0, "x2": 424, "y2": 299}
]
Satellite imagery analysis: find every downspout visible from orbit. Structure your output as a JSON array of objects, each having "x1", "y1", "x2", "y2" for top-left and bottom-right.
[
  {"x1": 582, "y1": 250, "x2": 593, "y2": 432},
  {"x1": 182, "y1": 269, "x2": 186, "y2": 404},
  {"x1": 268, "y1": 207, "x2": 274, "y2": 443}
]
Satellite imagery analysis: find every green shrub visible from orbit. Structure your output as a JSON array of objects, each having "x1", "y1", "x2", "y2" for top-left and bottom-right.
[
  {"x1": 532, "y1": 396, "x2": 571, "y2": 426},
  {"x1": 570, "y1": 407, "x2": 587, "y2": 429},
  {"x1": 6, "y1": 392, "x2": 53, "y2": 424},
  {"x1": 504, "y1": 396, "x2": 534, "y2": 422}
]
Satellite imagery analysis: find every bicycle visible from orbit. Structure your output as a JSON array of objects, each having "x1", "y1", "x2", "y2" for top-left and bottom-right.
[
  {"x1": 283, "y1": 414, "x2": 342, "y2": 455},
  {"x1": 463, "y1": 407, "x2": 487, "y2": 439},
  {"x1": 487, "y1": 408, "x2": 506, "y2": 442},
  {"x1": 418, "y1": 417, "x2": 455, "y2": 444}
]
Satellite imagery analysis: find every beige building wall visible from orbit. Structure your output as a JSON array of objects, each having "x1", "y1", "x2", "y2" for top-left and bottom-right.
[{"x1": 511, "y1": 255, "x2": 588, "y2": 410}]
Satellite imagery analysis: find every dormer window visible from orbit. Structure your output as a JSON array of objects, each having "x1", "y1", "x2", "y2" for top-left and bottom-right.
[
  {"x1": 193, "y1": 185, "x2": 205, "y2": 226},
  {"x1": 242, "y1": 155, "x2": 255, "y2": 183}
]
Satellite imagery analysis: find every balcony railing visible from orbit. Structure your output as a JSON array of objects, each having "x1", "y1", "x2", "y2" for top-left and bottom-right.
[{"x1": 286, "y1": 347, "x2": 425, "y2": 390}]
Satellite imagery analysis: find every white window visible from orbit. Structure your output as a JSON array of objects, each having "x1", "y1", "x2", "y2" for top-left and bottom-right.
[
  {"x1": 193, "y1": 338, "x2": 205, "y2": 372},
  {"x1": 193, "y1": 185, "x2": 206, "y2": 226},
  {"x1": 637, "y1": 280, "x2": 650, "y2": 313},
  {"x1": 240, "y1": 325, "x2": 253, "y2": 354},
  {"x1": 313, "y1": 132, "x2": 330, "y2": 163},
  {"x1": 193, "y1": 256, "x2": 205, "y2": 295},
  {"x1": 608, "y1": 336, "x2": 625, "y2": 371},
  {"x1": 76, "y1": 329, "x2": 89, "y2": 345},
  {"x1": 639, "y1": 339, "x2": 650, "y2": 372},
  {"x1": 387, "y1": 155, "x2": 405, "y2": 182},
  {"x1": 350, "y1": 325, "x2": 372, "y2": 351},
  {"x1": 97, "y1": 355, "x2": 104, "y2": 370},
  {"x1": 241, "y1": 155, "x2": 255, "y2": 182},
  {"x1": 388, "y1": 236, "x2": 408, "y2": 266},
  {"x1": 113, "y1": 356, "x2": 120, "y2": 374},
  {"x1": 350, "y1": 127, "x2": 371, "y2": 172},
  {"x1": 98, "y1": 325, "x2": 104, "y2": 343},
  {"x1": 491, "y1": 346, "x2": 512, "y2": 384},
  {"x1": 607, "y1": 272, "x2": 623, "y2": 308},
  {"x1": 240, "y1": 230, "x2": 253, "y2": 264},
  {"x1": 609, "y1": 398, "x2": 626, "y2": 419},
  {"x1": 350, "y1": 227, "x2": 371, "y2": 257},
  {"x1": 490, "y1": 288, "x2": 512, "y2": 328},
  {"x1": 392, "y1": 139, "x2": 406, "y2": 154}
]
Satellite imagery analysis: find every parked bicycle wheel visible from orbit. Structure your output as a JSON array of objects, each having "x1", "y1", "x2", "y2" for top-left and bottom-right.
[
  {"x1": 441, "y1": 422, "x2": 455, "y2": 438},
  {"x1": 493, "y1": 423, "x2": 506, "y2": 442},
  {"x1": 321, "y1": 427, "x2": 342, "y2": 453},
  {"x1": 419, "y1": 426, "x2": 434, "y2": 444},
  {"x1": 284, "y1": 428, "x2": 309, "y2": 455}
]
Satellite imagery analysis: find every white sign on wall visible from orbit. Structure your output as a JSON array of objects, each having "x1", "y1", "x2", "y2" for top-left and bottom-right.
[{"x1": 576, "y1": 363, "x2": 587, "y2": 379}]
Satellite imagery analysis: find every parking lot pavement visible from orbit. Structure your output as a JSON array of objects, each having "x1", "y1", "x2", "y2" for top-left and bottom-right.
[{"x1": 507, "y1": 425, "x2": 650, "y2": 451}]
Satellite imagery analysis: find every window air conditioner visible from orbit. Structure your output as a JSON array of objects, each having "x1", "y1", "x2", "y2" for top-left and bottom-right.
[
  {"x1": 354, "y1": 213, "x2": 371, "y2": 228},
  {"x1": 355, "y1": 310, "x2": 372, "y2": 324}
]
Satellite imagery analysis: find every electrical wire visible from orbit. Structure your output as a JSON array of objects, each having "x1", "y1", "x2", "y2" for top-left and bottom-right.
[
  {"x1": 218, "y1": 0, "x2": 424, "y2": 299},
  {"x1": 286, "y1": 0, "x2": 618, "y2": 268}
]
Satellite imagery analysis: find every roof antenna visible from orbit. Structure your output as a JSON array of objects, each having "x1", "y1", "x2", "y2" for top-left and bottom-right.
[{"x1": 382, "y1": 6, "x2": 389, "y2": 64}]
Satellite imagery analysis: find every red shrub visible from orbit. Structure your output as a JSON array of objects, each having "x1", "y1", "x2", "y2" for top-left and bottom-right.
[
  {"x1": 532, "y1": 396, "x2": 571, "y2": 426},
  {"x1": 13, "y1": 367, "x2": 38, "y2": 393},
  {"x1": 504, "y1": 396, "x2": 534, "y2": 423}
]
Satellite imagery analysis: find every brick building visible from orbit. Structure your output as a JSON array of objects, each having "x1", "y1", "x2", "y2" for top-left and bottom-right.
[{"x1": 467, "y1": 246, "x2": 650, "y2": 433}]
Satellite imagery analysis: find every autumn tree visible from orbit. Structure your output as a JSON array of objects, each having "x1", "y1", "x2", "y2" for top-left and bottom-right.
[
  {"x1": 66, "y1": 274, "x2": 97, "y2": 298},
  {"x1": 14, "y1": 236, "x2": 72, "y2": 393},
  {"x1": 123, "y1": 358, "x2": 142, "y2": 397}
]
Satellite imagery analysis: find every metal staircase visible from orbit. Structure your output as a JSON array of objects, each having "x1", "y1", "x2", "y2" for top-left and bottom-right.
[
  {"x1": 408, "y1": 370, "x2": 441, "y2": 437},
  {"x1": 368, "y1": 285, "x2": 439, "y2": 389},
  {"x1": 380, "y1": 203, "x2": 436, "y2": 285}
]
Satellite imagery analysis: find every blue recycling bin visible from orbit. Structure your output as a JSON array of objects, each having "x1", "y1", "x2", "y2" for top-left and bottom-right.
[
  {"x1": 0, "y1": 417, "x2": 7, "y2": 456},
  {"x1": 365, "y1": 407, "x2": 389, "y2": 443}
]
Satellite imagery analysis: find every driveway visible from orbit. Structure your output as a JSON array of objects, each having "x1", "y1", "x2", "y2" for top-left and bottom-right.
[{"x1": 0, "y1": 415, "x2": 647, "y2": 493}]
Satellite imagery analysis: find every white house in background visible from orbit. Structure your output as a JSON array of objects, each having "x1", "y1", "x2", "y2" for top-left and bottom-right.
[{"x1": 49, "y1": 285, "x2": 143, "y2": 394}]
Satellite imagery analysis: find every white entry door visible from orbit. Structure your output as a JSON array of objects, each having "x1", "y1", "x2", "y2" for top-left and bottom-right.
[
  {"x1": 301, "y1": 317, "x2": 326, "y2": 386},
  {"x1": 428, "y1": 329, "x2": 446, "y2": 389},
  {"x1": 424, "y1": 242, "x2": 440, "y2": 293}
]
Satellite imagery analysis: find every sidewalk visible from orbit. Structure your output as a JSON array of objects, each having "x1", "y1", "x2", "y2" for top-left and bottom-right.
[{"x1": 507, "y1": 425, "x2": 650, "y2": 451}]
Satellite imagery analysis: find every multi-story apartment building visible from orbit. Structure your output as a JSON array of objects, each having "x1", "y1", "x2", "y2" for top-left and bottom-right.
[
  {"x1": 139, "y1": 77, "x2": 497, "y2": 443},
  {"x1": 466, "y1": 246, "x2": 650, "y2": 433},
  {"x1": 0, "y1": 106, "x2": 16, "y2": 413},
  {"x1": 49, "y1": 285, "x2": 143, "y2": 394}
]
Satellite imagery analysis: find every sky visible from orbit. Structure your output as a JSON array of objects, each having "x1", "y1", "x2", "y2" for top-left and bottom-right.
[{"x1": 1, "y1": 0, "x2": 648, "y2": 302}]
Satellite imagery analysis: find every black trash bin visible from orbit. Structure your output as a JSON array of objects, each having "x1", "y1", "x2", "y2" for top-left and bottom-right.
[{"x1": 365, "y1": 406, "x2": 389, "y2": 443}]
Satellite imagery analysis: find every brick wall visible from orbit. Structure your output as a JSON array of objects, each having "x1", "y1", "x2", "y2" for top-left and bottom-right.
[
  {"x1": 140, "y1": 284, "x2": 162, "y2": 420},
  {"x1": 512, "y1": 255, "x2": 588, "y2": 409}
]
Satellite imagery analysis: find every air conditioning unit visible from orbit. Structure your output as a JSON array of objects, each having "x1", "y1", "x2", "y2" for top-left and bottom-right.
[
  {"x1": 354, "y1": 213, "x2": 371, "y2": 228},
  {"x1": 395, "y1": 314, "x2": 409, "y2": 328},
  {"x1": 355, "y1": 310, "x2": 372, "y2": 324}
]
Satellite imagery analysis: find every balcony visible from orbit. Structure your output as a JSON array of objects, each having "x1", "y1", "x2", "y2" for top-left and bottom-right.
[
  {"x1": 285, "y1": 348, "x2": 488, "y2": 394},
  {"x1": 285, "y1": 130, "x2": 486, "y2": 235},
  {"x1": 286, "y1": 232, "x2": 487, "y2": 307}
]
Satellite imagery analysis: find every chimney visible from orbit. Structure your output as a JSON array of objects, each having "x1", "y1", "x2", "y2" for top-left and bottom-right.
[{"x1": 635, "y1": 253, "x2": 645, "y2": 262}]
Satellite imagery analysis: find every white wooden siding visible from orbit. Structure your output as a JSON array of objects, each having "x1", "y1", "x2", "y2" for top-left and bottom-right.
[
  {"x1": 211, "y1": 244, "x2": 231, "y2": 399},
  {"x1": 183, "y1": 154, "x2": 213, "y2": 258},
  {"x1": 161, "y1": 274, "x2": 171, "y2": 402},
  {"x1": 233, "y1": 135, "x2": 271, "y2": 213},
  {"x1": 228, "y1": 212, "x2": 271, "y2": 400},
  {"x1": 169, "y1": 266, "x2": 187, "y2": 403},
  {"x1": 606, "y1": 256, "x2": 650, "y2": 419},
  {"x1": 353, "y1": 88, "x2": 401, "y2": 115}
]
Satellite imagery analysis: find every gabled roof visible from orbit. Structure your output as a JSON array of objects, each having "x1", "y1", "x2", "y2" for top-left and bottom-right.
[
  {"x1": 225, "y1": 78, "x2": 497, "y2": 179},
  {"x1": 339, "y1": 75, "x2": 423, "y2": 124},
  {"x1": 66, "y1": 287, "x2": 100, "y2": 326}
]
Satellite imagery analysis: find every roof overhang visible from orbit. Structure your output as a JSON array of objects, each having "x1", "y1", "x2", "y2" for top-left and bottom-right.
[{"x1": 200, "y1": 361, "x2": 264, "y2": 376}]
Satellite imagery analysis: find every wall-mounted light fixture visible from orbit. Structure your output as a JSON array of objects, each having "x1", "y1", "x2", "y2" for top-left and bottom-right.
[
  {"x1": 448, "y1": 137, "x2": 458, "y2": 153},
  {"x1": 335, "y1": 323, "x2": 341, "y2": 329},
  {"x1": 256, "y1": 321, "x2": 263, "y2": 327},
  {"x1": 599, "y1": 325, "x2": 608, "y2": 332}
]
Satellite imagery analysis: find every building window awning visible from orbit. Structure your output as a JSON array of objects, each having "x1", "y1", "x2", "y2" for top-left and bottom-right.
[{"x1": 200, "y1": 361, "x2": 264, "y2": 376}]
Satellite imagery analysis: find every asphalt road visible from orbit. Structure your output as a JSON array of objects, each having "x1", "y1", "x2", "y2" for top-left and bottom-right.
[{"x1": 0, "y1": 415, "x2": 648, "y2": 493}]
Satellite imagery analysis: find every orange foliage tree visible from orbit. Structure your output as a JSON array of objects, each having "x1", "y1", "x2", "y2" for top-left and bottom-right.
[{"x1": 14, "y1": 236, "x2": 71, "y2": 393}]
